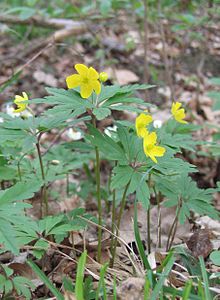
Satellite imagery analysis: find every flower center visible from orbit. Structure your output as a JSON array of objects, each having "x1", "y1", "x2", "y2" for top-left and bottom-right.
[{"x1": 82, "y1": 77, "x2": 89, "y2": 84}]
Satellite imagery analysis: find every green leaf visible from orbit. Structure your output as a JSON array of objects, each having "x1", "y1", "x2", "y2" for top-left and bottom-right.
[
  {"x1": 28, "y1": 260, "x2": 64, "y2": 300},
  {"x1": 98, "y1": 85, "x2": 120, "y2": 102},
  {"x1": 119, "y1": 84, "x2": 155, "y2": 93},
  {"x1": 111, "y1": 165, "x2": 134, "y2": 189},
  {"x1": 0, "y1": 180, "x2": 42, "y2": 206},
  {"x1": 0, "y1": 219, "x2": 18, "y2": 254},
  {"x1": 87, "y1": 125, "x2": 127, "y2": 162},
  {"x1": 33, "y1": 239, "x2": 49, "y2": 259},
  {"x1": 93, "y1": 107, "x2": 111, "y2": 120},
  {"x1": 210, "y1": 251, "x2": 220, "y2": 266},
  {"x1": 136, "y1": 180, "x2": 150, "y2": 209},
  {"x1": 199, "y1": 256, "x2": 213, "y2": 300},
  {"x1": 151, "y1": 254, "x2": 175, "y2": 300},
  {"x1": 75, "y1": 250, "x2": 87, "y2": 300}
]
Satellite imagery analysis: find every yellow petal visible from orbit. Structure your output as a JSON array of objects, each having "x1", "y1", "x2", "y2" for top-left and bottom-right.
[
  {"x1": 80, "y1": 84, "x2": 93, "y2": 98},
  {"x1": 152, "y1": 145, "x2": 166, "y2": 157},
  {"x1": 92, "y1": 80, "x2": 101, "y2": 94},
  {"x1": 88, "y1": 67, "x2": 99, "y2": 80},
  {"x1": 135, "y1": 113, "x2": 153, "y2": 138},
  {"x1": 66, "y1": 74, "x2": 81, "y2": 89},
  {"x1": 171, "y1": 102, "x2": 182, "y2": 115},
  {"x1": 75, "y1": 64, "x2": 88, "y2": 76},
  {"x1": 13, "y1": 104, "x2": 26, "y2": 113},
  {"x1": 22, "y1": 92, "x2": 28, "y2": 100},
  {"x1": 144, "y1": 132, "x2": 157, "y2": 146}
]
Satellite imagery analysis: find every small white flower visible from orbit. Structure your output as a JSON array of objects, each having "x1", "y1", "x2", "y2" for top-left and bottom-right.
[
  {"x1": 104, "y1": 125, "x2": 117, "y2": 137},
  {"x1": 0, "y1": 117, "x2": 3, "y2": 123},
  {"x1": 20, "y1": 110, "x2": 32, "y2": 118},
  {"x1": 67, "y1": 128, "x2": 83, "y2": 140},
  {"x1": 153, "y1": 120, "x2": 162, "y2": 129},
  {"x1": 5, "y1": 103, "x2": 31, "y2": 118},
  {"x1": 6, "y1": 104, "x2": 16, "y2": 117}
]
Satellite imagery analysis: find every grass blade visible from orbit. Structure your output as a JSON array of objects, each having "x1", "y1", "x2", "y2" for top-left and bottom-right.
[
  {"x1": 150, "y1": 253, "x2": 175, "y2": 300},
  {"x1": 199, "y1": 256, "x2": 212, "y2": 300},
  {"x1": 134, "y1": 200, "x2": 151, "y2": 271},
  {"x1": 75, "y1": 250, "x2": 87, "y2": 300},
  {"x1": 27, "y1": 260, "x2": 63, "y2": 300},
  {"x1": 182, "y1": 279, "x2": 193, "y2": 300},
  {"x1": 95, "y1": 262, "x2": 108, "y2": 300}
]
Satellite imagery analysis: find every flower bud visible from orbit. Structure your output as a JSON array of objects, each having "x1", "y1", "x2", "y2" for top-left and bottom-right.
[{"x1": 99, "y1": 72, "x2": 108, "y2": 83}]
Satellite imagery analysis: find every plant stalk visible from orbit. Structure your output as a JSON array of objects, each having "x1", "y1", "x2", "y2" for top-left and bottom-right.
[
  {"x1": 110, "y1": 181, "x2": 130, "y2": 267},
  {"x1": 92, "y1": 115, "x2": 102, "y2": 262},
  {"x1": 166, "y1": 199, "x2": 182, "y2": 251},
  {"x1": 36, "y1": 140, "x2": 48, "y2": 217}
]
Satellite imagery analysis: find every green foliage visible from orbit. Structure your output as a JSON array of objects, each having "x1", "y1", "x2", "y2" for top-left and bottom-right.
[{"x1": 0, "y1": 264, "x2": 35, "y2": 299}]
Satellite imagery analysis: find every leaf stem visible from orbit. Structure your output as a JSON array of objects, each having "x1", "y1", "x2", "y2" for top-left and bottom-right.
[
  {"x1": 36, "y1": 136, "x2": 48, "y2": 217},
  {"x1": 166, "y1": 199, "x2": 182, "y2": 251},
  {"x1": 110, "y1": 181, "x2": 130, "y2": 267},
  {"x1": 92, "y1": 115, "x2": 102, "y2": 262}
]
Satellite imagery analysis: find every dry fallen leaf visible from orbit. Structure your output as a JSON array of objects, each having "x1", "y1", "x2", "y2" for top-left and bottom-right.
[
  {"x1": 117, "y1": 277, "x2": 145, "y2": 300},
  {"x1": 114, "y1": 69, "x2": 139, "y2": 85},
  {"x1": 186, "y1": 229, "x2": 214, "y2": 258}
]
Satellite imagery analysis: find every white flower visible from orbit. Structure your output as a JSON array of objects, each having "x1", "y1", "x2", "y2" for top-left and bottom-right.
[
  {"x1": 5, "y1": 103, "x2": 31, "y2": 118},
  {"x1": 153, "y1": 120, "x2": 162, "y2": 129},
  {"x1": 6, "y1": 104, "x2": 15, "y2": 117},
  {"x1": 104, "y1": 125, "x2": 117, "y2": 137},
  {"x1": 67, "y1": 128, "x2": 83, "y2": 140}
]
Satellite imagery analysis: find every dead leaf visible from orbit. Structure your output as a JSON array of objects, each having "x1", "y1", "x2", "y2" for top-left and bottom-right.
[
  {"x1": 117, "y1": 277, "x2": 145, "y2": 300},
  {"x1": 186, "y1": 229, "x2": 214, "y2": 258},
  {"x1": 33, "y1": 70, "x2": 58, "y2": 87},
  {"x1": 119, "y1": 204, "x2": 191, "y2": 251},
  {"x1": 114, "y1": 69, "x2": 139, "y2": 85}
]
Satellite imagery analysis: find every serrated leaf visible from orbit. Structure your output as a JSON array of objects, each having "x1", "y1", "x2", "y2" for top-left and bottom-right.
[
  {"x1": 87, "y1": 125, "x2": 127, "y2": 162},
  {"x1": 0, "y1": 181, "x2": 42, "y2": 206},
  {"x1": 93, "y1": 107, "x2": 111, "y2": 120},
  {"x1": 0, "y1": 219, "x2": 18, "y2": 254},
  {"x1": 119, "y1": 84, "x2": 155, "y2": 93},
  {"x1": 111, "y1": 165, "x2": 133, "y2": 189}
]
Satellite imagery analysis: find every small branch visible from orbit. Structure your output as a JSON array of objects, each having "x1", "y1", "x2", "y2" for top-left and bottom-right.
[
  {"x1": 158, "y1": 0, "x2": 174, "y2": 102},
  {"x1": 143, "y1": 0, "x2": 150, "y2": 99},
  {"x1": 0, "y1": 15, "x2": 85, "y2": 30}
]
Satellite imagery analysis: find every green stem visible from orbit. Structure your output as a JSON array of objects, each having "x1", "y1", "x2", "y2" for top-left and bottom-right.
[
  {"x1": 92, "y1": 114, "x2": 102, "y2": 262},
  {"x1": 166, "y1": 199, "x2": 182, "y2": 251},
  {"x1": 110, "y1": 181, "x2": 130, "y2": 267},
  {"x1": 147, "y1": 207, "x2": 151, "y2": 254},
  {"x1": 154, "y1": 187, "x2": 162, "y2": 249},
  {"x1": 110, "y1": 189, "x2": 116, "y2": 256},
  {"x1": 17, "y1": 161, "x2": 22, "y2": 181},
  {"x1": 95, "y1": 145, "x2": 102, "y2": 262},
  {"x1": 36, "y1": 140, "x2": 48, "y2": 217},
  {"x1": 1, "y1": 181, "x2": 5, "y2": 190},
  {"x1": 66, "y1": 173, "x2": 70, "y2": 197}
]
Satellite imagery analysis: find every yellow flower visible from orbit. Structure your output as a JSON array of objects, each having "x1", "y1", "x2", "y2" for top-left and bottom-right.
[
  {"x1": 135, "y1": 113, "x2": 153, "y2": 138},
  {"x1": 143, "y1": 132, "x2": 166, "y2": 163},
  {"x1": 13, "y1": 92, "x2": 28, "y2": 113},
  {"x1": 66, "y1": 64, "x2": 101, "y2": 99},
  {"x1": 171, "y1": 102, "x2": 187, "y2": 124},
  {"x1": 99, "y1": 72, "x2": 108, "y2": 82}
]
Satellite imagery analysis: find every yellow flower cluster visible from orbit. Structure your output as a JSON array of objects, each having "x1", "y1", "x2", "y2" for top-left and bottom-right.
[
  {"x1": 171, "y1": 102, "x2": 187, "y2": 124},
  {"x1": 135, "y1": 112, "x2": 165, "y2": 163},
  {"x1": 136, "y1": 102, "x2": 187, "y2": 163},
  {"x1": 66, "y1": 64, "x2": 108, "y2": 99},
  {"x1": 13, "y1": 92, "x2": 28, "y2": 113}
]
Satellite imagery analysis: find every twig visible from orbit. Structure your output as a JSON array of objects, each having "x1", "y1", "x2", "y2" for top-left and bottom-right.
[
  {"x1": 0, "y1": 15, "x2": 85, "y2": 30},
  {"x1": 143, "y1": 0, "x2": 150, "y2": 100},
  {"x1": 157, "y1": 0, "x2": 174, "y2": 102}
]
